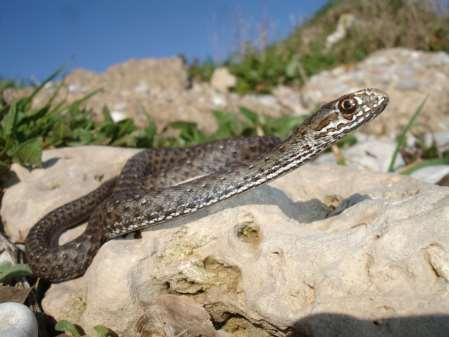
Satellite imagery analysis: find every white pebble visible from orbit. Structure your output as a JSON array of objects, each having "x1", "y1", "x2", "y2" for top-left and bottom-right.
[{"x1": 0, "y1": 302, "x2": 38, "y2": 337}]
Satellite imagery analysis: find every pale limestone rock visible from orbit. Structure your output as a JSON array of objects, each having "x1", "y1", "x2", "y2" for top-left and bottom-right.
[
  {"x1": 137, "y1": 295, "x2": 233, "y2": 337},
  {"x1": 2, "y1": 146, "x2": 449, "y2": 336},
  {"x1": 431, "y1": 131, "x2": 449, "y2": 153},
  {"x1": 272, "y1": 86, "x2": 308, "y2": 115},
  {"x1": 411, "y1": 165, "x2": 449, "y2": 184},
  {"x1": 1, "y1": 146, "x2": 138, "y2": 243},
  {"x1": 316, "y1": 136, "x2": 401, "y2": 172},
  {"x1": 66, "y1": 57, "x2": 189, "y2": 93},
  {"x1": 210, "y1": 67, "x2": 236, "y2": 93}
]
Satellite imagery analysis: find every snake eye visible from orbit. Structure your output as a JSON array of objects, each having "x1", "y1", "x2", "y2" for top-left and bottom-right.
[{"x1": 338, "y1": 97, "x2": 357, "y2": 115}]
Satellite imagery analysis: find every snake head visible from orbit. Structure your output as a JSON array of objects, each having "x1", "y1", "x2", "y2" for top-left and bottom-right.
[{"x1": 307, "y1": 88, "x2": 389, "y2": 138}]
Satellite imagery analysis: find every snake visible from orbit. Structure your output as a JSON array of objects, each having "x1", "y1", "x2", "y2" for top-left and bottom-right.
[{"x1": 25, "y1": 88, "x2": 389, "y2": 283}]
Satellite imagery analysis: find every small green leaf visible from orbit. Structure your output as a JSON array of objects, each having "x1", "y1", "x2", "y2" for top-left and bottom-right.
[
  {"x1": 212, "y1": 110, "x2": 242, "y2": 139},
  {"x1": 28, "y1": 68, "x2": 63, "y2": 102},
  {"x1": 96, "y1": 107, "x2": 137, "y2": 145},
  {"x1": 55, "y1": 320, "x2": 82, "y2": 337},
  {"x1": 135, "y1": 120, "x2": 157, "y2": 148},
  {"x1": 0, "y1": 103, "x2": 18, "y2": 137},
  {"x1": 239, "y1": 106, "x2": 259, "y2": 126},
  {"x1": 14, "y1": 96, "x2": 34, "y2": 115},
  {"x1": 168, "y1": 121, "x2": 206, "y2": 145},
  {"x1": 11, "y1": 137, "x2": 43, "y2": 168},
  {"x1": 20, "y1": 105, "x2": 52, "y2": 125},
  {"x1": 336, "y1": 134, "x2": 357, "y2": 148},
  {"x1": 73, "y1": 126, "x2": 99, "y2": 144},
  {"x1": 388, "y1": 97, "x2": 427, "y2": 172},
  {"x1": 94, "y1": 325, "x2": 114, "y2": 337},
  {"x1": 0, "y1": 262, "x2": 32, "y2": 283},
  {"x1": 69, "y1": 88, "x2": 102, "y2": 111},
  {"x1": 47, "y1": 119, "x2": 73, "y2": 146},
  {"x1": 264, "y1": 115, "x2": 303, "y2": 139}
]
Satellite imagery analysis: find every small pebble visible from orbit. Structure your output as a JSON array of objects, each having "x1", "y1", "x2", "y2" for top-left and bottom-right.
[
  {"x1": 411, "y1": 165, "x2": 449, "y2": 184},
  {"x1": 0, "y1": 302, "x2": 38, "y2": 337}
]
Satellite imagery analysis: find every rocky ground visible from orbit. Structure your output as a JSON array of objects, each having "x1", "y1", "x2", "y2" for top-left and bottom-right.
[
  {"x1": 2, "y1": 146, "x2": 449, "y2": 337},
  {"x1": 2, "y1": 47, "x2": 449, "y2": 337}
]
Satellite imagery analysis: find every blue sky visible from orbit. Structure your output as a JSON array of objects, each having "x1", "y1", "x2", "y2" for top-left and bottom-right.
[{"x1": 1, "y1": 0, "x2": 327, "y2": 81}]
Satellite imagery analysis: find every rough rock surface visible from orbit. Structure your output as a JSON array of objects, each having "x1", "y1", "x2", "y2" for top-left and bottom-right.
[
  {"x1": 2, "y1": 146, "x2": 449, "y2": 337},
  {"x1": 1, "y1": 146, "x2": 139, "y2": 243},
  {"x1": 4, "y1": 49, "x2": 448, "y2": 136},
  {"x1": 316, "y1": 135, "x2": 402, "y2": 172},
  {"x1": 210, "y1": 67, "x2": 236, "y2": 93}
]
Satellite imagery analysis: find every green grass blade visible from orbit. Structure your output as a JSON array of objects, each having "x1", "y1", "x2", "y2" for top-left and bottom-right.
[
  {"x1": 55, "y1": 320, "x2": 83, "y2": 337},
  {"x1": 239, "y1": 106, "x2": 260, "y2": 126},
  {"x1": 94, "y1": 325, "x2": 114, "y2": 337},
  {"x1": 28, "y1": 67, "x2": 63, "y2": 102},
  {"x1": 387, "y1": 97, "x2": 427, "y2": 172},
  {"x1": 0, "y1": 101, "x2": 18, "y2": 137},
  {"x1": 10, "y1": 137, "x2": 43, "y2": 168},
  {"x1": 69, "y1": 88, "x2": 102, "y2": 109}
]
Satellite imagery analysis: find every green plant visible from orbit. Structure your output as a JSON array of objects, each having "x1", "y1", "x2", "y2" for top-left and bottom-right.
[
  {"x1": 156, "y1": 107, "x2": 305, "y2": 148},
  {"x1": 385, "y1": 97, "x2": 449, "y2": 175},
  {"x1": 189, "y1": 0, "x2": 449, "y2": 94},
  {"x1": 0, "y1": 71, "x2": 160, "y2": 175},
  {"x1": 227, "y1": 46, "x2": 304, "y2": 94},
  {"x1": 388, "y1": 97, "x2": 427, "y2": 172},
  {"x1": 55, "y1": 320, "x2": 115, "y2": 337},
  {"x1": 0, "y1": 262, "x2": 33, "y2": 283},
  {"x1": 0, "y1": 69, "x2": 315, "y2": 178},
  {"x1": 188, "y1": 59, "x2": 217, "y2": 82}
]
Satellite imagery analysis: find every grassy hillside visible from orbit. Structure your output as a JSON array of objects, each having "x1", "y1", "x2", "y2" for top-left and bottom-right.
[{"x1": 190, "y1": 0, "x2": 449, "y2": 94}]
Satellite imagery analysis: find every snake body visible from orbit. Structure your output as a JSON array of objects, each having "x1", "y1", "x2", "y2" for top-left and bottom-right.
[{"x1": 25, "y1": 88, "x2": 388, "y2": 282}]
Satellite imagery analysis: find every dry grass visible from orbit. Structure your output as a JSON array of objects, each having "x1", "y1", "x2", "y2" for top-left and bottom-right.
[{"x1": 287, "y1": 0, "x2": 449, "y2": 57}]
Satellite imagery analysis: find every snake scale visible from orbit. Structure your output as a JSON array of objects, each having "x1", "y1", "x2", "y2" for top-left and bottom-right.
[{"x1": 25, "y1": 88, "x2": 389, "y2": 282}]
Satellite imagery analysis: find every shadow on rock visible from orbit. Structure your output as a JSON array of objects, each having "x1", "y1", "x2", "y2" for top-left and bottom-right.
[
  {"x1": 291, "y1": 313, "x2": 449, "y2": 337},
  {"x1": 42, "y1": 156, "x2": 61, "y2": 169},
  {"x1": 138, "y1": 185, "x2": 374, "y2": 235}
]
